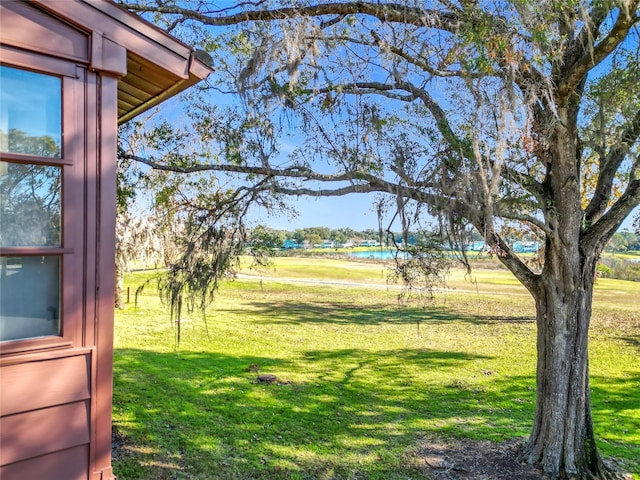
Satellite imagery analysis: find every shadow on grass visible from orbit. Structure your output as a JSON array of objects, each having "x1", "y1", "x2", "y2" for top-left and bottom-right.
[
  {"x1": 111, "y1": 347, "x2": 544, "y2": 480},
  {"x1": 113, "y1": 284, "x2": 637, "y2": 479},
  {"x1": 616, "y1": 335, "x2": 640, "y2": 351},
  {"x1": 589, "y1": 373, "x2": 640, "y2": 476},
  {"x1": 113, "y1": 346, "x2": 640, "y2": 480},
  {"x1": 216, "y1": 300, "x2": 534, "y2": 327},
  {"x1": 112, "y1": 349, "x2": 639, "y2": 480}
]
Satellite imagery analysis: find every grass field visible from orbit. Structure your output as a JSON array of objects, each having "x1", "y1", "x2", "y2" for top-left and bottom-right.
[{"x1": 112, "y1": 257, "x2": 640, "y2": 479}]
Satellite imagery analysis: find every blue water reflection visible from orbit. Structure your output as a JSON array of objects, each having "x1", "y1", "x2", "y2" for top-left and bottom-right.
[{"x1": 349, "y1": 249, "x2": 406, "y2": 260}]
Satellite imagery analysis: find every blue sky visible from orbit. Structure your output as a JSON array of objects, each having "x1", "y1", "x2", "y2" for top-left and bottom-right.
[{"x1": 249, "y1": 192, "x2": 387, "y2": 231}]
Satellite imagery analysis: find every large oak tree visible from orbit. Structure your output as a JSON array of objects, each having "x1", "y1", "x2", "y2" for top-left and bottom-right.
[{"x1": 120, "y1": 1, "x2": 640, "y2": 478}]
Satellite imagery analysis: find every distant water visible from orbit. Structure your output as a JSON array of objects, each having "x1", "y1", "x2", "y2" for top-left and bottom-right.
[{"x1": 349, "y1": 249, "x2": 404, "y2": 260}]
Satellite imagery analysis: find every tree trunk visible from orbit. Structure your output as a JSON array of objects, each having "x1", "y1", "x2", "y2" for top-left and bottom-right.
[
  {"x1": 519, "y1": 104, "x2": 624, "y2": 479},
  {"x1": 522, "y1": 246, "x2": 619, "y2": 479}
]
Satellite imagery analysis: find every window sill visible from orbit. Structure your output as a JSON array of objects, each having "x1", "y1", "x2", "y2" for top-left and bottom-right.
[{"x1": 0, "y1": 339, "x2": 77, "y2": 361}]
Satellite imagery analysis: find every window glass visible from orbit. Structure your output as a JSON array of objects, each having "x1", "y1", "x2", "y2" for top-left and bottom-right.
[
  {"x1": 0, "y1": 161, "x2": 61, "y2": 247},
  {"x1": 0, "y1": 256, "x2": 60, "y2": 341},
  {"x1": 0, "y1": 66, "x2": 62, "y2": 157}
]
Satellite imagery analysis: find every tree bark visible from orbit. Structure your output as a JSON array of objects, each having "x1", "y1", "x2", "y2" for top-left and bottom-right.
[
  {"x1": 520, "y1": 106, "x2": 620, "y2": 480},
  {"x1": 523, "y1": 254, "x2": 618, "y2": 479}
]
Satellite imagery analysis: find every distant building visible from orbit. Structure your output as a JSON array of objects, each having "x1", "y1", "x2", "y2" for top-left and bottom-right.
[
  {"x1": 465, "y1": 241, "x2": 540, "y2": 253},
  {"x1": 360, "y1": 240, "x2": 379, "y2": 247},
  {"x1": 282, "y1": 239, "x2": 300, "y2": 249}
]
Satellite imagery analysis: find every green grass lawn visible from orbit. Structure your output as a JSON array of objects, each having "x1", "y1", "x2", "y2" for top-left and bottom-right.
[{"x1": 113, "y1": 258, "x2": 640, "y2": 479}]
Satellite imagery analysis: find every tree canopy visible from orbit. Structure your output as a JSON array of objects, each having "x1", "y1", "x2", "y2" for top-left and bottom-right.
[
  {"x1": 118, "y1": 1, "x2": 639, "y2": 479},
  {"x1": 121, "y1": 0, "x2": 639, "y2": 263}
]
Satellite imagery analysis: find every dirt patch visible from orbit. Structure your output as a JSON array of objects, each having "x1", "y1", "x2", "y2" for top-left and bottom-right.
[
  {"x1": 111, "y1": 425, "x2": 127, "y2": 464},
  {"x1": 416, "y1": 437, "x2": 547, "y2": 480},
  {"x1": 415, "y1": 437, "x2": 632, "y2": 480}
]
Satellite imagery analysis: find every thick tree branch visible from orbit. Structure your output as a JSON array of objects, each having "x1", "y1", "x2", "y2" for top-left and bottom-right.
[
  {"x1": 563, "y1": 4, "x2": 610, "y2": 72},
  {"x1": 557, "y1": 4, "x2": 640, "y2": 102},
  {"x1": 473, "y1": 219, "x2": 540, "y2": 293},
  {"x1": 501, "y1": 165, "x2": 547, "y2": 203},
  {"x1": 495, "y1": 207, "x2": 550, "y2": 236},
  {"x1": 583, "y1": 176, "x2": 640, "y2": 251},
  {"x1": 302, "y1": 83, "x2": 418, "y2": 102},
  {"x1": 123, "y1": 152, "x2": 373, "y2": 183},
  {"x1": 122, "y1": 151, "x2": 495, "y2": 233},
  {"x1": 584, "y1": 106, "x2": 640, "y2": 223},
  {"x1": 124, "y1": 152, "x2": 442, "y2": 193},
  {"x1": 275, "y1": 184, "x2": 384, "y2": 197},
  {"x1": 121, "y1": 2, "x2": 461, "y2": 32},
  {"x1": 273, "y1": 181, "x2": 473, "y2": 220}
]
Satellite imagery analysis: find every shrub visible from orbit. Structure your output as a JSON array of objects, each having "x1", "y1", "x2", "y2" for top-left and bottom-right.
[{"x1": 598, "y1": 257, "x2": 640, "y2": 282}]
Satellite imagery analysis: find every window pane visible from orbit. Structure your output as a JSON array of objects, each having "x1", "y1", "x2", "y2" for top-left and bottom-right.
[
  {"x1": 0, "y1": 256, "x2": 60, "y2": 342},
  {"x1": 0, "y1": 66, "x2": 61, "y2": 157},
  {"x1": 0, "y1": 161, "x2": 61, "y2": 247}
]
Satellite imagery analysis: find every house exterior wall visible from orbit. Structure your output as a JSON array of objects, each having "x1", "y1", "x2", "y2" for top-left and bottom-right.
[
  {"x1": 0, "y1": 3, "x2": 210, "y2": 478},
  {"x1": 1, "y1": 3, "x2": 121, "y2": 479}
]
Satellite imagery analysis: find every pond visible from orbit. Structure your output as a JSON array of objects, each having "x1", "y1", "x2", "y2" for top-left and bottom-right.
[{"x1": 348, "y1": 249, "x2": 406, "y2": 260}]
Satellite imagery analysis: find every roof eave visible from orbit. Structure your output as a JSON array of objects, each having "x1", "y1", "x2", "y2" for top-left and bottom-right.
[
  {"x1": 30, "y1": 0, "x2": 213, "y2": 124},
  {"x1": 118, "y1": 53, "x2": 211, "y2": 125}
]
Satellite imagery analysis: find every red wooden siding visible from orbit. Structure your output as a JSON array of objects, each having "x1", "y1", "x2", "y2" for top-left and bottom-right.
[
  {"x1": 0, "y1": 352, "x2": 92, "y2": 476},
  {"x1": 0, "y1": 352, "x2": 91, "y2": 417},
  {"x1": 1, "y1": 401, "x2": 91, "y2": 465},
  {"x1": 1, "y1": 445, "x2": 90, "y2": 480}
]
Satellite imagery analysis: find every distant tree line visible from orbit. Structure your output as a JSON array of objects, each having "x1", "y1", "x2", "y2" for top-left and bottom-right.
[
  {"x1": 605, "y1": 229, "x2": 640, "y2": 253},
  {"x1": 246, "y1": 225, "x2": 480, "y2": 249},
  {"x1": 240, "y1": 224, "x2": 640, "y2": 253}
]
